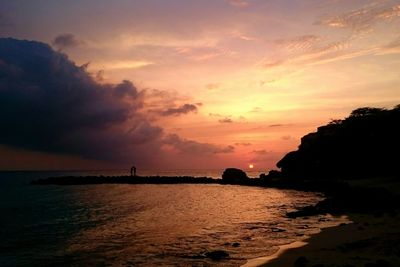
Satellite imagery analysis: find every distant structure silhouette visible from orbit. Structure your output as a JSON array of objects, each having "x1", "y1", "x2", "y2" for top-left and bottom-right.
[{"x1": 130, "y1": 166, "x2": 137, "y2": 177}]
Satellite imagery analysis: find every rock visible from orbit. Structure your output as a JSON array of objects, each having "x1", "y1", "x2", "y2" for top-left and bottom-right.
[
  {"x1": 366, "y1": 259, "x2": 391, "y2": 267},
  {"x1": 222, "y1": 168, "x2": 249, "y2": 183},
  {"x1": 294, "y1": 256, "x2": 308, "y2": 267},
  {"x1": 204, "y1": 250, "x2": 229, "y2": 260},
  {"x1": 267, "y1": 170, "x2": 283, "y2": 178},
  {"x1": 232, "y1": 242, "x2": 240, "y2": 247},
  {"x1": 271, "y1": 227, "x2": 286, "y2": 232}
]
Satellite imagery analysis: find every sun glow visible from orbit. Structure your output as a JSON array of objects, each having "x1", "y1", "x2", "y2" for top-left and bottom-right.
[{"x1": 249, "y1": 164, "x2": 254, "y2": 169}]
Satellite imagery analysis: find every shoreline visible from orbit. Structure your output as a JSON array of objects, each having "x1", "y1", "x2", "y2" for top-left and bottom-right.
[
  {"x1": 244, "y1": 212, "x2": 400, "y2": 267},
  {"x1": 242, "y1": 240, "x2": 308, "y2": 267},
  {"x1": 242, "y1": 218, "x2": 352, "y2": 267}
]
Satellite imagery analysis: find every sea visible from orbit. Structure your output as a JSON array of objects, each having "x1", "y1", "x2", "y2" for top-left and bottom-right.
[{"x1": 0, "y1": 170, "x2": 348, "y2": 266}]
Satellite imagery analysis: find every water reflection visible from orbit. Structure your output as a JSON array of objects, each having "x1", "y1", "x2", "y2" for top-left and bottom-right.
[{"x1": 58, "y1": 184, "x2": 344, "y2": 266}]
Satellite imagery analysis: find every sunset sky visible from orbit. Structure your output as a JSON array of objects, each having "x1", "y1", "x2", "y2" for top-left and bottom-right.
[{"x1": 1, "y1": 0, "x2": 400, "y2": 171}]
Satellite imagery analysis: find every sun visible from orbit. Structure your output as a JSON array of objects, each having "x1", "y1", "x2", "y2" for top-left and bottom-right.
[{"x1": 249, "y1": 164, "x2": 254, "y2": 169}]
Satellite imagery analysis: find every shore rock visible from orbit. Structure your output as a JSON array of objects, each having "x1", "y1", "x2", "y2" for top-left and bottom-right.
[
  {"x1": 204, "y1": 250, "x2": 229, "y2": 260},
  {"x1": 222, "y1": 168, "x2": 249, "y2": 183}
]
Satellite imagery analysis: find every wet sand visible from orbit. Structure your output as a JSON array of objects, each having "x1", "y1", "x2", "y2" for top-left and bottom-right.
[{"x1": 251, "y1": 213, "x2": 400, "y2": 267}]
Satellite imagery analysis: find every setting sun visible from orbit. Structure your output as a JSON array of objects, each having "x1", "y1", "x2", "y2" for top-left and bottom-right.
[{"x1": 249, "y1": 164, "x2": 254, "y2": 169}]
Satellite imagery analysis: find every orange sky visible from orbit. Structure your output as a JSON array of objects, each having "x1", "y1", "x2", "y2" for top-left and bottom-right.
[{"x1": 1, "y1": 0, "x2": 400, "y2": 171}]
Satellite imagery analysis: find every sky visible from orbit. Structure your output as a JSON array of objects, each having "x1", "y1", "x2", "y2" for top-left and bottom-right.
[{"x1": 0, "y1": 0, "x2": 399, "y2": 171}]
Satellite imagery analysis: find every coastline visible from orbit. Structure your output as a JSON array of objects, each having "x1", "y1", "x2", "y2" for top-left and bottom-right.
[{"x1": 244, "y1": 212, "x2": 400, "y2": 267}]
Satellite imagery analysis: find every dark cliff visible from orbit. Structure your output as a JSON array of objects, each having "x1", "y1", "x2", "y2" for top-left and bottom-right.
[{"x1": 277, "y1": 105, "x2": 400, "y2": 180}]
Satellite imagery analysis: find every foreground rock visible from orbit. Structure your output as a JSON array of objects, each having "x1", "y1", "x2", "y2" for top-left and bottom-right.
[{"x1": 204, "y1": 250, "x2": 229, "y2": 260}]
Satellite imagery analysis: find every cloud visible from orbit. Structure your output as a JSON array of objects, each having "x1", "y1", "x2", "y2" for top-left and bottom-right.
[
  {"x1": 206, "y1": 83, "x2": 220, "y2": 90},
  {"x1": 164, "y1": 134, "x2": 234, "y2": 154},
  {"x1": 235, "y1": 142, "x2": 252, "y2": 146},
  {"x1": 53, "y1": 33, "x2": 82, "y2": 49},
  {"x1": 93, "y1": 60, "x2": 153, "y2": 70},
  {"x1": 175, "y1": 46, "x2": 233, "y2": 61},
  {"x1": 377, "y1": 37, "x2": 400, "y2": 55},
  {"x1": 230, "y1": 30, "x2": 257, "y2": 41},
  {"x1": 219, "y1": 118, "x2": 233, "y2": 123},
  {"x1": 281, "y1": 135, "x2": 294, "y2": 141},
  {"x1": 157, "y1": 103, "x2": 198, "y2": 117},
  {"x1": 315, "y1": 2, "x2": 400, "y2": 35},
  {"x1": 209, "y1": 113, "x2": 223, "y2": 117},
  {"x1": 261, "y1": 36, "x2": 386, "y2": 68},
  {"x1": 275, "y1": 35, "x2": 321, "y2": 52},
  {"x1": 0, "y1": 38, "x2": 229, "y2": 166},
  {"x1": 0, "y1": 38, "x2": 155, "y2": 162},
  {"x1": 252, "y1": 149, "x2": 269, "y2": 155},
  {"x1": 262, "y1": 5, "x2": 400, "y2": 70},
  {"x1": 251, "y1": 107, "x2": 263, "y2": 113},
  {"x1": 228, "y1": 0, "x2": 249, "y2": 7},
  {"x1": 269, "y1": 124, "x2": 292, "y2": 127},
  {"x1": 249, "y1": 149, "x2": 275, "y2": 163},
  {"x1": 262, "y1": 59, "x2": 285, "y2": 68}
]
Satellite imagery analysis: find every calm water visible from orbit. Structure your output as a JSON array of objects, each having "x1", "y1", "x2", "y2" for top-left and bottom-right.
[{"x1": 0, "y1": 170, "x2": 347, "y2": 266}]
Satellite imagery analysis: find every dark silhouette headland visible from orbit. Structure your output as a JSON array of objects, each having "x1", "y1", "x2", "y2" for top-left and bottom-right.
[{"x1": 32, "y1": 105, "x2": 400, "y2": 214}]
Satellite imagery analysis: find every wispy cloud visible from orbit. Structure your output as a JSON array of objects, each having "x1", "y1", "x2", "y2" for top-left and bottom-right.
[
  {"x1": 175, "y1": 46, "x2": 234, "y2": 61},
  {"x1": 249, "y1": 149, "x2": 277, "y2": 163},
  {"x1": 376, "y1": 37, "x2": 400, "y2": 55},
  {"x1": 164, "y1": 134, "x2": 235, "y2": 154},
  {"x1": 53, "y1": 33, "x2": 82, "y2": 49},
  {"x1": 275, "y1": 35, "x2": 321, "y2": 52},
  {"x1": 227, "y1": 0, "x2": 249, "y2": 7},
  {"x1": 235, "y1": 142, "x2": 252, "y2": 146},
  {"x1": 316, "y1": 2, "x2": 400, "y2": 35},
  {"x1": 206, "y1": 83, "x2": 221, "y2": 90},
  {"x1": 93, "y1": 60, "x2": 153, "y2": 70},
  {"x1": 252, "y1": 149, "x2": 268, "y2": 155},
  {"x1": 262, "y1": 34, "x2": 400, "y2": 69},
  {"x1": 218, "y1": 118, "x2": 233, "y2": 123},
  {"x1": 230, "y1": 30, "x2": 257, "y2": 41},
  {"x1": 156, "y1": 103, "x2": 198, "y2": 117}
]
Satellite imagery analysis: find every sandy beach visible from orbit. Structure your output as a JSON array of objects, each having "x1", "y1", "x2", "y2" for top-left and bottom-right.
[{"x1": 251, "y1": 212, "x2": 400, "y2": 267}]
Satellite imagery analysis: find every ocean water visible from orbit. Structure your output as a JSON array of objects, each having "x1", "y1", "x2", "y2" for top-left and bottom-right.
[{"x1": 0, "y1": 170, "x2": 347, "y2": 266}]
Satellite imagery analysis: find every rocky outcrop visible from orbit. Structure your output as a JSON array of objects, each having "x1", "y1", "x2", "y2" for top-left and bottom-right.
[
  {"x1": 277, "y1": 106, "x2": 400, "y2": 180},
  {"x1": 222, "y1": 168, "x2": 249, "y2": 184}
]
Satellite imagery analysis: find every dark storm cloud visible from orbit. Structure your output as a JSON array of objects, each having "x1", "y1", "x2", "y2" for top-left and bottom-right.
[
  {"x1": 0, "y1": 38, "x2": 160, "y2": 162},
  {"x1": 53, "y1": 33, "x2": 81, "y2": 49},
  {"x1": 164, "y1": 134, "x2": 234, "y2": 154},
  {"x1": 0, "y1": 38, "x2": 232, "y2": 165},
  {"x1": 0, "y1": 38, "x2": 234, "y2": 165},
  {"x1": 159, "y1": 103, "x2": 198, "y2": 116}
]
